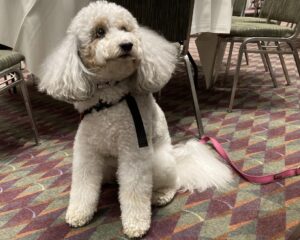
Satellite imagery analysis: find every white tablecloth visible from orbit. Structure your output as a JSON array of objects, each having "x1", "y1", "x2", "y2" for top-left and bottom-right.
[
  {"x1": 0, "y1": 0, "x2": 232, "y2": 74},
  {"x1": 0, "y1": 0, "x2": 90, "y2": 74},
  {"x1": 191, "y1": 0, "x2": 232, "y2": 34}
]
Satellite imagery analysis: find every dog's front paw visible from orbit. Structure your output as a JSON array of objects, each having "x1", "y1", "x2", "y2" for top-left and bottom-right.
[
  {"x1": 123, "y1": 217, "x2": 150, "y2": 238},
  {"x1": 152, "y1": 188, "x2": 176, "y2": 206},
  {"x1": 65, "y1": 206, "x2": 95, "y2": 227}
]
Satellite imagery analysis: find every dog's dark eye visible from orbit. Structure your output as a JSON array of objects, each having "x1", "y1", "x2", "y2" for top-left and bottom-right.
[
  {"x1": 120, "y1": 26, "x2": 128, "y2": 32},
  {"x1": 95, "y1": 27, "x2": 106, "y2": 38}
]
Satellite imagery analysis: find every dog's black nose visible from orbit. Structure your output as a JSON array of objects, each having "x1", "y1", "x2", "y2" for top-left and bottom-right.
[{"x1": 120, "y1": 42, "x2": 133, "y2": 52}]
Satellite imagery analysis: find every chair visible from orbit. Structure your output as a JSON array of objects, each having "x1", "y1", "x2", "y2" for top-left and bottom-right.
[
  {"x1": 219, "y1": 0, "x2": 300, "y2": 112},
  {"x1": 229, "y1": 0, "x2": 280, "y2": 74},
  {"x1": 246, "y1": 0, "x2": 263, "y2": 16},
  {"x1": 108, "y1": 0, "x2": 204, "y2": 136},
  {"x1": 226, "y1": 0, "x2": 278, "y2": 76},
  {"x1": 231, "y1": 0, "x2": 251, "y2": 66},
  {"x1": 233, "y1": 0, "x2": 247, "y2": 17},
  {"x1": 0, "y1": 50, "x2": 39, "y2": 144},
  {"x1": 232, "y1": 0, "x2": 276, "y2": 23},
  {"x1": 0, "y1": 44, "x2": 17, "y2": 94}
]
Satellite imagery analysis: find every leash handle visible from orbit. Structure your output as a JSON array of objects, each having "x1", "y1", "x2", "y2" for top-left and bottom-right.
[{"x1": 200, "y1": 136, "x2": 300, "y2": 184}]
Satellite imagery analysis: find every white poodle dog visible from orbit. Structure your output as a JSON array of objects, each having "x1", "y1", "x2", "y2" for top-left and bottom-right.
[{"x1": 38, "y1": 1, "x2": 232, "y2": 238}]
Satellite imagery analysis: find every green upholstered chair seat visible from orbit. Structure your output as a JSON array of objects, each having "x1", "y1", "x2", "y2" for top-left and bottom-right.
[
  {"x1": 232, "y1": 16, "x2": 267, "y2": 23},
  {"x1": 232, "y1": 16, "x2": 277, "y2": 24},
  {"x1": 228, "y1": 22, "x2": 294, "y2": 38},
  {"x1": 0, "y1": 50, "x2": 24, "y2": 71}
]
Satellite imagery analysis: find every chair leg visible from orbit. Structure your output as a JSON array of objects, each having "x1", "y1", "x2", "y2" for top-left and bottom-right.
[
  {"x1": 223, "y1": 41, "x2": 234, "y2": 86},
  {"x1": 4, "y1": 75, "x2": 11, "y2": 95},
  {"x1": 244, "y1": 45, "x2": 249, "y2": 65},
  {"x1": 16, "y1": 70, "x2": 39, "y2": 145},
  {"x1": 11, "y1": 73, "x2": 17, "y2": 94},
  {"x1": 260, "y1": 41, "x2": 277, "y2": 88},
  {"x1": 187, "y1": 51, "x2": 199, "y2": 90},
  {"x1": 275, "y1": 41, "x2": 291, "y2": 85},
  {"x1": 257, "y1": 42, "x2": 269, "y2": 72},
  {"x1": 183, "y1": 55, "x2": 204, "y2": 137},
  {"x1": 287, "y1": 41, "x2": 300, "y2": 78},
  {"x1": 228, "y1": 45, "x2": 244, "y2": 112},
  {"x1": 5, "y1": 73, "x2": 18, "y2": 94}
]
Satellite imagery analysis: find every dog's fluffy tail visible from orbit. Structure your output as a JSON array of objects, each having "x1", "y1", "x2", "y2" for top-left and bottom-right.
[{"x1": 173, "y1": 139, "x2": 233, "y2": 192}]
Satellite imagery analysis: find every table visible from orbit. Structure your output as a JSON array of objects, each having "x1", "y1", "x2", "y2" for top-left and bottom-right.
[
  {"x1": 191, "y1": 0, "x2": 232, "y2": 34},
  {"x1": 0, "y1": 0, "x2": 232, "y2": 84},
  {"x1": 0, "y1": 0, "x2": 90, "y2": 74},
  {"x1": 192, "y1": 0, "x2": 233, "y2": 89}
]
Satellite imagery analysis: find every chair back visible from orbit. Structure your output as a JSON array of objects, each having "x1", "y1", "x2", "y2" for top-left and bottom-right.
[
  {"x1": 268, "y1": 0, "x2": 300, "y2": 23},
  {"x1": 108, "y1": 0, "x2": 194, "y2": 43},
  {"x1": 233, "y1": 0, "x2": 247, "y2": 16},
  {"x1": 259, "y1": 0, "x2": 274, "y2": 18}
]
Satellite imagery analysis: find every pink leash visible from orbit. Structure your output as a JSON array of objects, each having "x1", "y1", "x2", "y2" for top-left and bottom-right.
[{"x1": 200, "y1": 136, "x2": 300, "y2": 184}]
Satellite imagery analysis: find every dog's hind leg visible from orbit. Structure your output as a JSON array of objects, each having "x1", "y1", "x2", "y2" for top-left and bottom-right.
[
  {"x1": 65, "y1": 136, "x2": 104, "y2": 227},
  {"x1": 117, "y1": 149, "x2": 153, "y2": 238},
  {"x1": 152, "y1": 140, "x2": 177, "y2": 206},
  {"x1": 151, "y1": 103, "x2": 177, "y2": 206}
]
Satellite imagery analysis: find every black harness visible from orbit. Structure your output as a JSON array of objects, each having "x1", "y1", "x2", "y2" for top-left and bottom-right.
[{"x1": 80, "y1": 94, "x2": 148, "y2": 148}]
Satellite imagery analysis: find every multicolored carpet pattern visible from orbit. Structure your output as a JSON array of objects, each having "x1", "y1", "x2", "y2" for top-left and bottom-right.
[{"x1": 1, "y1": 40, "x2": 300, "y2": 239}]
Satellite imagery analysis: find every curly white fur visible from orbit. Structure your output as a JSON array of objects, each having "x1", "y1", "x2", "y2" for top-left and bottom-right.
[{"x1": 38, "y1": 1, "x2": 233, "y2": 238}]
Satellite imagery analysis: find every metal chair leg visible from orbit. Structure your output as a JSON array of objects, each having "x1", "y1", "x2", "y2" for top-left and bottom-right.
[
  {"x1": 287, "y1": 41, "x2": 300, "y2": 78},
  {"x1": 244, "y1": 45, "x2": 249, "y2": 65},
  {"x1": 10, "y1": 74, "x2": 18, "y2": 94},
  {"x1": 187, "y1": 51, "x2": 199, "y2": 90},
  {"x1": 223, "y1": 41, "x2": 234, "y2": 87},
  {"x1": 260, "y1": 41, "x2": 277, "y2": 88},
  {"x1": 257, "y1": 42, "x2": 269, "y2": 72},
  {"x1": 184, "y1": 55, "x2": 204, "y2": 137},
  {"x1": 228, "y1": 44, "x2": 244, "y2": 112},
  {"x1": 16, "y1": 70, "x2": 39, "y2": 145},
  {"x1": 275, "y1": 41, "x2": 291, "y2": 85},
  {"x1": 4, "y1": 75, "x2": 11, "y2": 95},
  {"x1": 5, "y1": 73, "x2": 18, "y2": 94}
]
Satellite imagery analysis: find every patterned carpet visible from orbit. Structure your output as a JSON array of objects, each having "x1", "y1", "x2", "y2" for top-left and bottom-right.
[{"x1": 1, "y1": 40, "x2": 300, "y2": 240}]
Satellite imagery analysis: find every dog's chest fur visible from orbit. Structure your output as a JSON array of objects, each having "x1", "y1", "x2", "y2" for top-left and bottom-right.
[{"x1": 74, "y1": 93, "x2": 153, "y2": 157}]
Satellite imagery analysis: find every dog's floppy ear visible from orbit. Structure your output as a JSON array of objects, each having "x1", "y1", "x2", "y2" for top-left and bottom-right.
[
  {"x1": 38, "y1": 34, "x2": 94, "y2": 102},
  {"x1": 135, "y1": 27, "x2": 179, "y2": 93}
]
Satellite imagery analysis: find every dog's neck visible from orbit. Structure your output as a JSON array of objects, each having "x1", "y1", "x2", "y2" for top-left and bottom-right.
[
  {"x1": 74, "y1": 79, "x2": 131, "y2": 113},
  {"x1": 96, "y1": 80, "x2": 120, "y2": 90}
]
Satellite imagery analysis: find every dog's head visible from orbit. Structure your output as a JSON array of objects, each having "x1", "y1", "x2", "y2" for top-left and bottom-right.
[{"x1": 38, "y1": 1, "x2": 178, "y2": 102}]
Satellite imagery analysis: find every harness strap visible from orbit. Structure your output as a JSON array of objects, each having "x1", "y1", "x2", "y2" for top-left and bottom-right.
[
  {"x1": 125, "y1": 95, "x2": 148, "y2": 148},
  {"x1": 200, "y1": 136, "x2": 300, "y2": 184},
  {"x1": 80, "y1": 95, "x2": 128, "y2": 120},
  {"x1": 80, "y1": 94, "x2": 148, "y2": 148}
]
